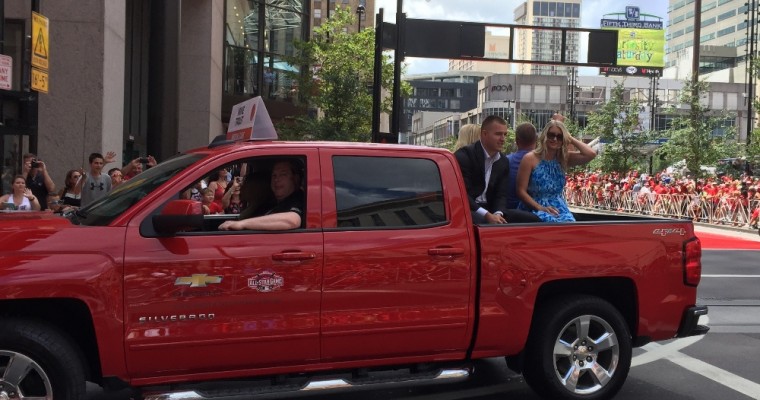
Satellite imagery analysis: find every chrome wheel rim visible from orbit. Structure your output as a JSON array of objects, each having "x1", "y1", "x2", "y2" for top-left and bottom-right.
[
  {"x1": 0, "y1": 350, "x2": 53, "y2": 400},
  {"x1": 552, "y1": 314, "x2": 620, "y2": 395}
]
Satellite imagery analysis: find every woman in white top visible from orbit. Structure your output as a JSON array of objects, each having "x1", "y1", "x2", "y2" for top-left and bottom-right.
[{"x1": 1, "y1": 175, "x2": 41, "y2": 211}]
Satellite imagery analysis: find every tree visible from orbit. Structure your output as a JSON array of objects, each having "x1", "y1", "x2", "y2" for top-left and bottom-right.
[
  {"x1": 582, "y1": 81, "x2": 652, "y2": 173},
  {"x1": 658, "y1": 78, "x2": 738, "y2": 177},
  {"x1": 281, "y1": 7, "x2": 403, "y2": 142}
]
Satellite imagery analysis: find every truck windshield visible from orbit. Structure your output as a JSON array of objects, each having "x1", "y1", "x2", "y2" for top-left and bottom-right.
[{"x1": 67, "y1": 153, "x2": 205, "y2": 226}]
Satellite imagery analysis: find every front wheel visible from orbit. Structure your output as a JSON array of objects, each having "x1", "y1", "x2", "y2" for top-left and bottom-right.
[
  {"x1": 0, "y1": 319, "x2": 86, "y2": 400},
  {"x1": 522, "y1": 296, "x2": 632, "y2": 400}
]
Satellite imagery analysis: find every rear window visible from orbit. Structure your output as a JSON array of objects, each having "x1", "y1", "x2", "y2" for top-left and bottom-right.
[{"x1": 332, "y1": 156, "x2": 446, "y2": 229}]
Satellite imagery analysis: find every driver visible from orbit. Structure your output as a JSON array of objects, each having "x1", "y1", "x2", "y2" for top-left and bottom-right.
[{"x1": 218, "y1": 159, "x2": 303, "y2": 231}]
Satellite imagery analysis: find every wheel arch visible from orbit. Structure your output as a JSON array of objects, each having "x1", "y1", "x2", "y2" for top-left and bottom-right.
[
  {"x1": 508, "y1": 277, "x2": 638, "y2": 374},
  {"x1": 532, "y1": 277, "x2": 638, "y2": 338},
  {"x1": 0, "y1": 298, "x2": 103, "y2": 384}
]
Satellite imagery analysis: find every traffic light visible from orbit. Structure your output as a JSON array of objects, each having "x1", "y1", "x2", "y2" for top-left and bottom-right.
[{"x1": 372, "y1": 132, "x2": 399, "y2": 144}]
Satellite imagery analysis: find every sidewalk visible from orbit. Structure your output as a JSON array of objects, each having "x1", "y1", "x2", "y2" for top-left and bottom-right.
[{"x1": 571, "y1": 206, "x2": 760, "y2": 242}]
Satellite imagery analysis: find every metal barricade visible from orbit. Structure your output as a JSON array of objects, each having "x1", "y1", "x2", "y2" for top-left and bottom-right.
[{"x1": 568, "y1": 186, "x2": 758, "y2": 231}]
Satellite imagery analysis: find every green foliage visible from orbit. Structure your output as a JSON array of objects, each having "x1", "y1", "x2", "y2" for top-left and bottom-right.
[
  {"x1": 582, "y1": 81, "x2": 653, "y2": 173},
  {"x1": 658, "y1": 78, "x2": 738, "y2": 178},
  {"x1": 279, "y1": 7, "x2": 406, "y2": 142},
  {"x1": 745, "y1": 129, "x2": 760, "y2": 159}
]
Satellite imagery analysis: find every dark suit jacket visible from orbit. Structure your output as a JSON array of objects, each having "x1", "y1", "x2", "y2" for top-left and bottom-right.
[{"x1": 454, "y1": 141, "x2": 508, "y2": 216}]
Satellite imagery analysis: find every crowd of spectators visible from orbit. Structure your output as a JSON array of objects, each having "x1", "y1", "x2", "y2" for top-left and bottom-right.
[{"x1": 566, "y1": 169, "x2": 760, "y2": 229}]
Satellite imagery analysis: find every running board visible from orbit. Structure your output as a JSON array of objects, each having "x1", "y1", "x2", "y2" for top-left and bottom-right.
[{"x1": 142, "y1": 367, "x2": 472, "y2": 400}]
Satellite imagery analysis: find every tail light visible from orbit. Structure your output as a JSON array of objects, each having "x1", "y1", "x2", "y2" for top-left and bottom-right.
[{"x1": 683, "y1": 238, "x2": 702, "y2": 286}]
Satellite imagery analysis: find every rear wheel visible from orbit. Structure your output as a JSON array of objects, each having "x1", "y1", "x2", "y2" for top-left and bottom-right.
[
  {"x1": 0, "y1": 319, "x2": 86, "y2": 400},
  {"x1": 522, "y1": 296, "x2": 632, "y2": 400}
]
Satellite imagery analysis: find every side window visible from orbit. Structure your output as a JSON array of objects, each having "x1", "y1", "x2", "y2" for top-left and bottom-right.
[
  {"x1": 174, "y1": 156, "x2": 304, "y2": 231},
  {"x1": 333, "y1": 156, "x2": 446, "y2": 229}
]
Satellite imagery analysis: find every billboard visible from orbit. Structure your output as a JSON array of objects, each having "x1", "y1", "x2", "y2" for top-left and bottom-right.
[
  {"x1": 600, "y1": 6, "x2": 665, "y2": 76},
  {"x1": 611, "y1": 28, "x2": 665, "y2": 68}
]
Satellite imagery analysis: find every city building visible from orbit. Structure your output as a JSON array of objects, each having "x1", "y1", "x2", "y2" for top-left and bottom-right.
[
  {"x1": 401, "y1": 71, "x2": 488, "y2": 143},
  {"x1": 448, "y1": 31, "x2": 512, "y2": 74},
  {"x1": 666, "y1": 0, "x2": 749, "y2": 69},
  {"x1": 1, "y1": 0, "x2": 309, "y2": 194},
  {"x1": 410, "y1": 74, "x2": 746, "y2": 148},
  {"x1": 663, "y1": 0, "x2": 759, "y2": 142},
  {"x1": 513, "y1": 0, "x2": 582, "y2": 76},
  {"x1": 310, "y1": 0, "x2": 375, "y2": 35}
]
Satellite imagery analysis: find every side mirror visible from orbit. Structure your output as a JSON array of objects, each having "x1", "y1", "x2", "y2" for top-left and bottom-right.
[{"x1": 152, "y1": 200, "x2": 203, "y2": 235}]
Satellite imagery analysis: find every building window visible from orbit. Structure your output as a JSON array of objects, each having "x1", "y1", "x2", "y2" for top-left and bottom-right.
[
  {"x1": 717, "y1": 9, "x2": 736, "y2": 21},
  {"x1": 314, "y1": 9, "x2": 321, "y2": 18},
  {"x1": 224, "y1": 0, "x2": 305, "y2": 99},
  {"x1": 717, "y1": 26, "x2": 736, "y2": 37}
]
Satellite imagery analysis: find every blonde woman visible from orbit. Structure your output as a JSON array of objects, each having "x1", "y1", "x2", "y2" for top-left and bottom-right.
[
  {"x1": 516, "y1": 120, "x2": 596, "y2": 222},
  {"x1": 453, "y1": 124, "x2": 481, "y2": 152}
]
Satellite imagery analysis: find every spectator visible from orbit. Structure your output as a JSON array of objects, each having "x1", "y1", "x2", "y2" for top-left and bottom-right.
[
  {"x1": 201, "y1": 187, "x2": 223, "y2": 215},
  {"x1": 222, "y1": 176, "x2": 245, "y2": 214},
  {"x1": 1, "y1": 175, "x2": 41, "y2": 211},
  {"x1": 218, "y1": 159, "x2": 304, "y2": 230},
  {"x1": 77, "y1": 152, "x2": 113, "y2": 207},
  {"x1": 122, "y1": 156, "x2": 157, "y2": 180},
  {"x1": 454, "y1": 115, "x2": 540, "y2": 224},
  {"x1": 108, "y1": 168, "x2": 124, "y2": 188},
  {"x1": 516, "y1": 120, "x2": 596, "y2": 222},
  {"x1": 207, "y1": 168, "x2": 229, "y2": 209},
  {"x1": 506, "y1": 122, "x2": 537, "y2": 209},
  {"x1": 453, "y1": 124, "x2": 481, "y2": 152},
  {"x1": 46, "y1": 192, "x2": 64, "y2": 213},
  {"x1": 59, "y1": 169, "x2": 82, "y2": 207},
  {"x1": 22, "y1": 153, "x2": 55, "y2": 210}
]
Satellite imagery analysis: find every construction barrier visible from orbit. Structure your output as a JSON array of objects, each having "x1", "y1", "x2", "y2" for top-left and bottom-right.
[{"x1": 567, "y1": 188, "x2": 760, "y2": 230}]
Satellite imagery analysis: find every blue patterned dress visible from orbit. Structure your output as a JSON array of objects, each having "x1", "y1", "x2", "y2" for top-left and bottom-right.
[{"x1": 517, "y1": 158, "x2": 575, "y2": 222}]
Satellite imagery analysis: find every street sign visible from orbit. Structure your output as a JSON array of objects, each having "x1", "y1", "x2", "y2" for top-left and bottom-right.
[
  {"x1": 32, "y1": 12, "x2": 49, "y2": 70},
  {"x1": 31, "y1": 67, "x2": 49, "y2": 93},
  {"x1": 0, "y1": 55, "x2": 12, "y2": 90}
]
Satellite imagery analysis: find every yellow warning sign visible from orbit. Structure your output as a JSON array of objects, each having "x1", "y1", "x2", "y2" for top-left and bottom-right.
[
  {"x1": 31, "y1": 67, "x2": 49, "y2": 93},
  {"x1": 32, "y1": 12, "x2": 49, "y2": 70}
]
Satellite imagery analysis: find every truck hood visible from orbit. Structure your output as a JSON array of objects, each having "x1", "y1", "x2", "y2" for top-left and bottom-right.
[
  {"x1": 0, "y1": 211, "x2": 74, "y2": 230},
  {"x1": 0, "y1": 212, "x2": 76, "y2": 252}
]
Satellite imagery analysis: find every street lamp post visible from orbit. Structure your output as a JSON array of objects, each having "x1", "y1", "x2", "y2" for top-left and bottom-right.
[
  {"x1": 503, "y1": 100, "x2": 517, "y2": 131},
  {"x1": 356, "y1": 4, "x2": 365, "y2": 32}
]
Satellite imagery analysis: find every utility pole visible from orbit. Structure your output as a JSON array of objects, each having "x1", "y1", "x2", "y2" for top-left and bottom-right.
[
  {"x1": 390, "y1": 0, "x2": 404, "y2": 141},
  {"x1": 746, "y1": 0, "x2": 757, "y2": 147},
  {"x1": 371, "y1": 8, "x2": 383, "y2": 142}
]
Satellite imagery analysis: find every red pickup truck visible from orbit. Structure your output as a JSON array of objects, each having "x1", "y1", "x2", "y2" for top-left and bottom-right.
[{"x1": 0, "y1": 140, "x2": 708, "y2": 400}]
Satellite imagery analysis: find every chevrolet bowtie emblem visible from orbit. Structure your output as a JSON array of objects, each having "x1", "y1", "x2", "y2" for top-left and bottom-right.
[{"x1": 175, "y1": 274, "x2": 222, "y2": 288}]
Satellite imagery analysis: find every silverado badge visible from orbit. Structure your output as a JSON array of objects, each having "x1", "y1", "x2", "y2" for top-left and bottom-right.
[{"x1": 248, "y1": 270, "x2": 284, "y2": 292}]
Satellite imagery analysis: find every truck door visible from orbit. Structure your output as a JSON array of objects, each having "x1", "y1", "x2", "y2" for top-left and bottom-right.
[
  {"x1": 319, "y1": 151, "x2": 474, "y2": 362},
  {"x1": 122, "y1": 149, "x2": 323, "y2": 379}
]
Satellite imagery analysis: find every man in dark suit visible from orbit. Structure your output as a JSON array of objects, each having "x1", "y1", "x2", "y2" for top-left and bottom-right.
[{"x1": 455, "y1": 115, "x2": 540, "y2": 224}]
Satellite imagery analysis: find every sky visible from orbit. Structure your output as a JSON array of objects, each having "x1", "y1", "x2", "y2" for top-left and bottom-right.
[{"x1": 373, "y1": 0, "x2": 669, "y2": 75}]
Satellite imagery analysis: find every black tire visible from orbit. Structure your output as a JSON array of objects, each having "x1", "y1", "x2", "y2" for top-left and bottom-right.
[
  {"x1": 0, "y1": 319, "x2": 86, "y2": 400},
  {"x1": 521, "y1": 296, "x2": 632, "y2": 400}
]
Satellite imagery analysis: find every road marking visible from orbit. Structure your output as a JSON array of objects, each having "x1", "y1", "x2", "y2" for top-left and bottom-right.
[
  {"x1": 702, "y1": 275, "x2": 760, "y2": 278},
  {"x1": 632, "y1": 316, "x2": 760, "y2": 399},
  {"x1": 631, "y1": 336, "x2": 704, "y2": 367},
  {"x1": 665, "y1": 350, "x2": 760, "y2": 399}
]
